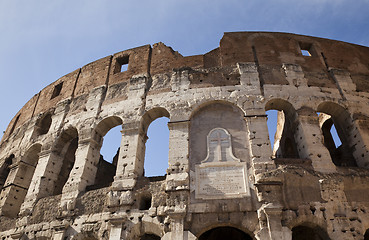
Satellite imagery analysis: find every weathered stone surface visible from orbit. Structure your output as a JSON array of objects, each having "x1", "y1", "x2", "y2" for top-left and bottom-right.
[{"x1": 0, "y1": 32, "x2": 369, "y2": 239}]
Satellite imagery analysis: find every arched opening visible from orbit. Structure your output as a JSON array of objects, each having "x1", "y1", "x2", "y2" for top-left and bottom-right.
[
  {"x1": 0, "y1": 144, "x2": 42, "y2": 217},
  {"x1": 140, "y1": 108, "x2": 170, "y2": 178},
  {"x1": 53, "y1": 127, "x2": 78, "y2": 195},
  {"x1": 266, "y1": 109, "x2": 278, "y2": 151},
  {"x1": 364, "y1": 229, "x2": 369, "y2": 240},
  {"x1": 144, "y1": 117, "x2": 169, "y2": 177},
  {"x1": 88, "y1": 116, "x2": 123, "y2": 190},
  {"x1": 199, "y1": 227, "x2": 253, "y2": 240},
  {"x1": 140, "y1": 234, "x2": 161, "y2": 240},
  {"x1": 0, "y1": 154, "x2": 14, "y2": 189},
  {"x1": 292, "y1": 225, "x2": 330, "y2": 240},
  {"x1": 317, "y1": 102, "x2": 358, "y2": 167},
  {"x1": 265, "y1": 99, "x2": 300, "y2": 159},
  {"x1": 36, "y1": 113, "x2": 52, "y2": 136}
]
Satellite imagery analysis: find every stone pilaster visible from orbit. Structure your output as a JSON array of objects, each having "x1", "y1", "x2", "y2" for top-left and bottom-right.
[
  {"x1": 296, "y1": 111, "x2": 336, "y2": 173},
  {"x1": 19, "y1": 150, "x2": 57, "y2": 215},
  {"x1": 166, "y1": 120, "x2": 190, "y2": 191},
  {"x1": 60, "y1": 137, "x2": 101, "y2": 211},
  {"x1": 108, "y1": 218, "x2": 126, "y2": 240},
  {"x1": 256, "y1": 203, "x2": 292, "y2": 240},
  {"x1": 244, "y1": 114, "x2": 275, "y2": 175},
  {"x1": 112, "y1": 122, "x2": 144, "y2": 191},
  {"x1": 0, "y1": 160, "x2": 35, "y2": 217}
]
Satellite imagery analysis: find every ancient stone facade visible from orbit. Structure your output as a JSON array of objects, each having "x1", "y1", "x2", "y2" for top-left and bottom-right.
[{"x1": 0, "y1": 32, "x2": 369, "y2": 240}]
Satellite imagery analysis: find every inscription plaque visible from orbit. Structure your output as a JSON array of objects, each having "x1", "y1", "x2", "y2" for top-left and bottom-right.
[{"x1": 195, "y1": 162, "x2": 249, "y2": 199}]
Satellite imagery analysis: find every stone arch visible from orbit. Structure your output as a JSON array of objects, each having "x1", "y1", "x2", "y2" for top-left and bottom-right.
[
  {"x1": 198, "y1": 225, "x2": 254, "y2": 240},
  {"x1": 140, "y1": 107, "x2": 170, "y2": 134},
  {"x1": 265, "y1": 98, "x2": 300, "y2": 159},
  {"x1": 0, "y1": 144, "x2": 41, "y2": 217},
  {"x1": 88, "y1": 116, "x2": 123, "y2": 189},
  {"x1": 364, "y1": 229, "x2": 369, "y2": 240},
  {"x1": 123, "y1": 220, "x2": 164, "y2": 240},
  {"x1": 0, "y1": 154, "x2": 15, "y2": 189},
  {"x1": 35, "y1": 112, "x2": 53, "y2": 136},
  {"x1": 70, "y1": 232, "x2": 98, "y2": 240},
  {"x1": 52, "y1": 126, "x2": 79, "y2": 195},
  {"x1": 189, "y1": 100, "x2": 246, "y2": 120},
  {"x1": 291, "y1": 224, "x2": 330, "y2": 240},
  {"x1": 138, "y1": 107, "x2": 170, "y2": 177},
  {"x1": 317, "y1": 101, "x2": 365, "y2": 167},
  {"x1": 189, "y1": 100, "x2": 249, "y2": 170}
]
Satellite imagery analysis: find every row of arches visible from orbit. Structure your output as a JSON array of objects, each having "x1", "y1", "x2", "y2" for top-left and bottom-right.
[
  {"x1": 0, "y1": 99, "x2": 367, "y2": 217},
  {"x1": 265, "y1": 99, "x2": 366, "y2": 167},
  {"x1": 73, "y1": 224, "x2": 368, "y2": 240}
]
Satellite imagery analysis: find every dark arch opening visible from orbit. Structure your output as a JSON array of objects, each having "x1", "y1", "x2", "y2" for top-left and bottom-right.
[
  {"x1": 364, "y1": 229, "x2": 369, "y2": 240},
  {"x1": 317, "y1": 102, "x2": 358, "y2": 167},
  {"x1": 0, "y1": 154, "x2": 14, "y2": 189},
  {"x1": 292, "y1": 225, "x2": 330, "y2": 240},
  {"x1": 199, "y1": 227, "x2": 253, "y2": 240},
  {"x1": 265, "y1": 99, "x2": 300, "y2": 159},
  {"x1": 53, "y1": 128, "x2": 78, "y2": 195},
  {"x1": 36, "y1": 113, "x2": 52, "y2": 135},
  {"x1": 319, "y1": 115, "x2": 356, "y2": 166},
  {"x1": 140, "y1": 234, "x2": 161, "y2": 240}
]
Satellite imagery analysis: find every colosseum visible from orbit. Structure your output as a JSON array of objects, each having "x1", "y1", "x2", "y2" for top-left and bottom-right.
[{"x1": 0, "y1": 32, "x2": 369, "y2": 240}]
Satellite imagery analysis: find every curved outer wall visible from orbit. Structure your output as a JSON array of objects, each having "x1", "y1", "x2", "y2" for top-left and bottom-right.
[{"x1": 0, "y1": 32, "x2": 369, "y2": 239}]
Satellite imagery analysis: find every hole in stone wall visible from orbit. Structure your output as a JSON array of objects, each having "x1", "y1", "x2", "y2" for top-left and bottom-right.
[
  {"x1": 199, "y1": 227, "x2": 253, "y2": 240},
  {"x1": 301, "y1": 50, "x2": 311, "y2": 56},
  {"x1": 364, "y1": 229, "x2": 369, "y2": 240},
  {"x1": 266, "y1": 109, "x2": 299, "y2": 158},
  {"x1": 36, "y1": 113, "x2": 52, "y2": 136},
  {"x1": 140, "y1": 234, "x2": 161, "y2": 240},
  {"x1": 144, "y1": 117, "x2": 169, "y2": 177},
  {"x1": 292, "y1": 225, "x2": 330, "y2": 240},
  {"x1": 139, "y1": 194, "x2": 152, "y2": 210},
  {"x1": 53, "y1": 137, "x2": 78, "y2": 195},
  {"x1": 115, "y1": 55, "x2": 129, "y2": 73},
  {"x1": 299, "y1": 42, "x2": 314, "y2": 57},
  {"x1": 318, "y1": 112, "x2": 356, "y2": 167},
  {"x1": 0, "y1": 154, "x2": 14, "y2": 189},
  {"x1": 51, "y1": 82, "x2": 63, "y2": 99},
  {"x1": 266, "y1": 109, "x2": 278, "y2": 151},
  {"x1": 91, "y1": 125, "x2": 121, "y2": 190}
]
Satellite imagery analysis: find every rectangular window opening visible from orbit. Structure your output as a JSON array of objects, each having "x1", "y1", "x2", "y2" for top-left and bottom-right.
[
  {"x1": 51, "y1": 82, "x2": 63, "y2": 99},
  {"x1": 301, "y1": 49, "x2": 311, "y2": 56},
  {"x1": 299, "y1": 42, "x2": 314, "y2": 57},
  {"x1": 116, "y1": 55, "x2": 129, "y2": 73}
]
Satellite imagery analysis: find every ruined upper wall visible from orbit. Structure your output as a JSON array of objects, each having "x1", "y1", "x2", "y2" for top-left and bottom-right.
[{"x1": 2, "y1": 32, "x2": 369, "y2": 143}]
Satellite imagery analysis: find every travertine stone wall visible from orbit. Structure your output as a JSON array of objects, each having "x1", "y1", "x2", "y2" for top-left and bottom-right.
[{"x1": 0, "y1": 32, "x2": 369, "y2": 240}]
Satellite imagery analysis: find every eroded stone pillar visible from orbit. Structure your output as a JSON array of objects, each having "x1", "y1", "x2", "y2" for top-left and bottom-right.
[
  {"x1": 244, "y1": 113, "x2": 275, "y2": 175},
  {"x1": 0, "y1": 160, "x2": 35, "y2": 217},
  {"x1": 108, "y1": 218, "x2": 125, "y2": 240},
  {"x1": 350, "y1": 117, "x2": 369, "y2": 168},
  {"x1": 19, "y1": 150, "x2": 59, "y2": 215},
  {"x1": 257, "y1": 204, "x2": 292, "y2": 240},
  {"x1": 60, "y1": 137, "x2": 101, "y2": 211},
  {"x1": 166, "y1": 120, "x2": 190, "y2": 191},
  {"x1": 296, "y1": 111, "x2": 336, "y2": 173},
  {"x1": 112, "y1": 122, "x2": 145, "y2": 191}
]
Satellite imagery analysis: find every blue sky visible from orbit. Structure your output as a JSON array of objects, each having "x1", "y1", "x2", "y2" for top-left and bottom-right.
[{"x1": 0, "y1": 0, "x2": 368, "y2": 175}]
